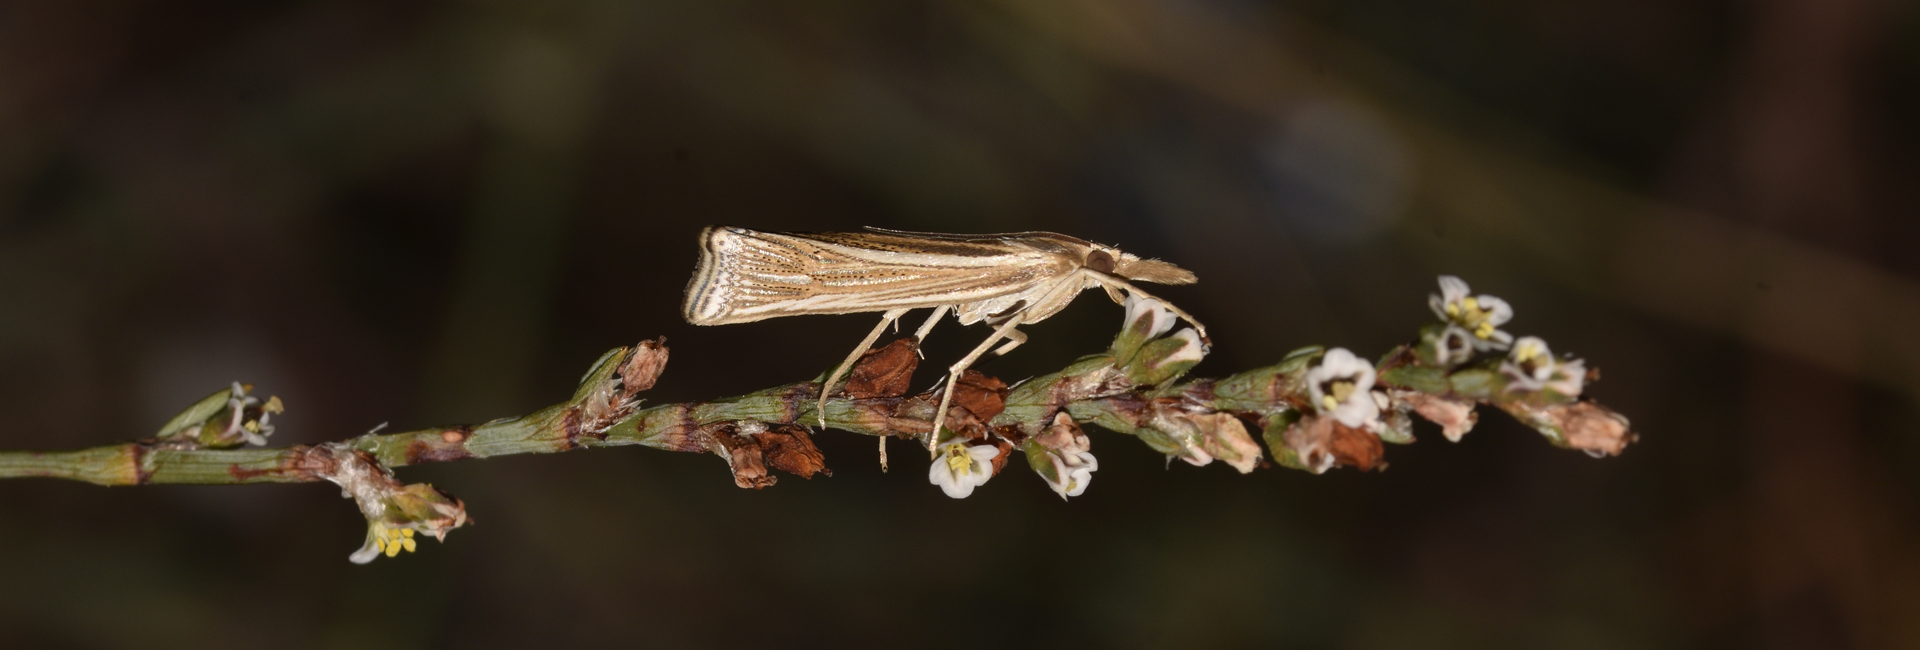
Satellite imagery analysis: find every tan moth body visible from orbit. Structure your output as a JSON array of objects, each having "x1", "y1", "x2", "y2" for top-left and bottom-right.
[
  {"x1": 681, "y1": 226, "x2": 1204, "y2": 457},
  {"x1": 683, "y1": 228, "x2": 1194, "y2": 327}
]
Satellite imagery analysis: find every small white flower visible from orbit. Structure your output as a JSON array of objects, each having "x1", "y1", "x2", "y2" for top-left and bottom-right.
[
  {"x1": 1433, "y1": 324, "x2": 1478, "y2": 366},
  {"x1": 1427, "y1": 275, "x2": 1513, "y2": 350},
  {"x1": 1029, "y1": 413, "x2": 1100, "y2": 499},
  {"x1": 224, "y1": 382, "x2": 275, "y2": 446},
  {"x1": 1123, "y1": 292, "x2": 1178, "y2": 339},
  {"x1": 1500, "y1": 336, "x2": 1586, "y2": 398},
  {"x1": 1038, "y1": 449, "x2": 1099, "y2": 499},
  {"x1": 929, "y1": 440, "x2": 1001, "y2": 498},
  {"x1": 1305, "y1": 348, "x2": 1380, "y2": 428}
]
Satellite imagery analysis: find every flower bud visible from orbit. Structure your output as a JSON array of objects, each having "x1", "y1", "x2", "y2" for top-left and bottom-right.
[{"x1": 1024, "y1": 413, "x2": 1099, "y2": 499}]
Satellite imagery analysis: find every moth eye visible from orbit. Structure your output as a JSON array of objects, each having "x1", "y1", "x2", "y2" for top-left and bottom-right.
[{"x1": 1086, "y1": 250, "x2": 1117, "y2": 274}]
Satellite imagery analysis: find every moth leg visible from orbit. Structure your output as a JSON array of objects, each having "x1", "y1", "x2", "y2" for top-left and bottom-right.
[
  {"x1": 1087, "y1": 272, "x2": 1209, "y2": 343},
  {"x1": 928, "y1": 314, "x2": 1026, "y2": 454},
  {"x1": 819, "y1": 307, "x2": 911, "y2": 428},
  {"x1": 991, "y1": 328, "x2": 1026, "y2": 356},
  {"x1": 909, "y1": 305, "x2": 950, "y2": 359},
  {"x1": 1101, "y1": 284, "x2": 1125, "y2": 305}
]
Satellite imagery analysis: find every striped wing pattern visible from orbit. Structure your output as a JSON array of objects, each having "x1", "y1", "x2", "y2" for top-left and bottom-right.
[{"x1": 682, "y1": 227, "x2": 1082, "y2": 325}]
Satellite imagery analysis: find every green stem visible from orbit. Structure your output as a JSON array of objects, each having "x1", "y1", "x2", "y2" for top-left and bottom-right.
[{"x1": 0, "y1": 323, "x2": 1636, "y2": 488}]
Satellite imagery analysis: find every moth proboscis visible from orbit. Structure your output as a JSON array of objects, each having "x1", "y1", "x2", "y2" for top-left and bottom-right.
[{"x1": 681, "y1": 226, "x2": 1206, "y2": 457}]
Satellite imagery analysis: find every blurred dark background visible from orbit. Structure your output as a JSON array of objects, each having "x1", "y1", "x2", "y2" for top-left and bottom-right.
[{"x1": 3, "y1": 0, "x2": 1919, "y2": 647}]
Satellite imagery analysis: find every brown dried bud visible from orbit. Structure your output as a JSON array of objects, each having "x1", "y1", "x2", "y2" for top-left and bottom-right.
[
  {"x1": 1397, "y1": 390, "x2": 1479, "y2": 443},
  {"x1": 948, "y1": 370, "x2": 1009, "y2": 422},
  {"x1": 1549, "y1": 401, "x2": 1634, "y2": 457},
  {"x1": 618, "y1": 337, "x2": 670, "y2": 394},
  {"x1": 936, "y1": 405, "x2": 990, "y2": 441},
  {"x1": 843, "y1": 338, "x2": 919, "y2": 399},
  {"x1": 579, "y1": 338, "x2": 670, "y2": 433},
  {"x1": 984, "y1": 437, "x2": 1016, "y2": 475},
  {"x1": 1031, "y1": 411, "x2": 1091, "y2": 455},
  {"x1": 1497, "y1": 398, "x2": 1636, "y2": 457},
  {"x1": 1279, "y1": 415, "x2": 1386, "y2": 473},
  {"x1": 1148, "y1": 408, "x2": 1263, "y2": 473},
  {"x1": 708, "y1": 421, "x2": 832, "y2": 489},
  {"x1": 722, "y1": 443, "x2": 775, "y2": 489},
  {"x1": 757, "y1": 424, "x2": 830, "y2": 479}
]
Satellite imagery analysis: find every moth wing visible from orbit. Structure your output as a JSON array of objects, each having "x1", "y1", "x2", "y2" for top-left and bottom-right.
[
  {"x1": 683, "y1": 227, "x2": 819, "y2": 325},
  {"x1": 683, "y1": 227, "x2": 1072, "y2": 324}
]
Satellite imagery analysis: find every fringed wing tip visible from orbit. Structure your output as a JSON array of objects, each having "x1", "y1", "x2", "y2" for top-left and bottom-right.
[{"x1": 682, "y1": 226, "x2": 735, "y2": 324}]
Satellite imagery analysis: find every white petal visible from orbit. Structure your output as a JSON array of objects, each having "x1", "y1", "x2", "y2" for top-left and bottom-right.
[
  {"x1": 1179, "y1": 440, "x2": 1214, "y2": 467},
  {"x1": 1477, "y1": 295, "x2": 1513, "y2": 326},
  {"x1": 1154, "y1": 329, "x2": 1207, "y2": 367},
  {"x1": 1472, "y1": 329, "x2": 1515, "y2": 351},
  {"x1": 1500, "y1": 361, "x2": 1544, "y2": 393},
  {"x1": 1437, "y1": 275, "x2": 1471, "y2": 303},
  {"x1": 1063, "y1": 473, "x2": 1090, "y2": 497},
  {"x1": 1034, "y1": 453, "x2": 1071, "y2": 499},
  {"x1": 349, "y1": 529, "x2": 382, "y2": 564},
  {"x1": 1307, "y1": 350, "x2": 1351, "y2": 400},
  {"x1": 1435, "y1": 325, "x2": 1475, "y2": 365},
  {"x1": 950, "y1": 444, "x2": 999, "y2": 492},
  {"x1": 928, "y1": 459, "x2": 976, "y2": 498},
  {"x1": 1065, "y1": 465, "x2": 1096, "y2": 497},
  {"x1": 1319, "y1": 348, "x2": 1372, "y2": 380},
  {"x1": 1353, "y1": 362, "x2": 1377, "y2": 393},
  {"x1": 1072, "y1": 451, "x2": 1099, "y2": 473},
  {"x1": 929, "y1": 458, "x2": 958, "y2": 489},
  {"x1": 942, "y1": 478, "x2": 977, "y2": 498},
  {"x1": 1549, "y1": 359, "x2": 1588, "y2": 397},
  {"x1": 1332, "y1": 391, "x2": 1380, "y2": 428},
  {"x1": 1123, "y1": 292, "x2": 1177, "y2": 339}
]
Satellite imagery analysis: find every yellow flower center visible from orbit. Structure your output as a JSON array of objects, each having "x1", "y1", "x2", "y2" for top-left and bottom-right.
[
  {"x1": 1322, "y1": 380, "x2": 1355, "y2": 411},
  {"x1": 374, "y1": 525, "x2": 418, "y2": 557},
  {"x1": 1514, "y1": 340, "x2": 1545, "y2": 363},
  {"x1": 944, "y1": 444, "x2": 973, "y2": 476},
  {"x1": 1449, "y1": 296, "x2": 1498, "y2": 338}
]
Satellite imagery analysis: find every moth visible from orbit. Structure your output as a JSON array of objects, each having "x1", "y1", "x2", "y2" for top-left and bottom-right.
[{"x1": 682, "y1": 226, "x2": 1205, "y2": 453}]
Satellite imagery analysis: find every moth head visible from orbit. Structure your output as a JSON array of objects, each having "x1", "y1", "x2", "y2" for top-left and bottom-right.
[{"x1": 1086, "y1": 246, "x2": 1197, "y2": 285}]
